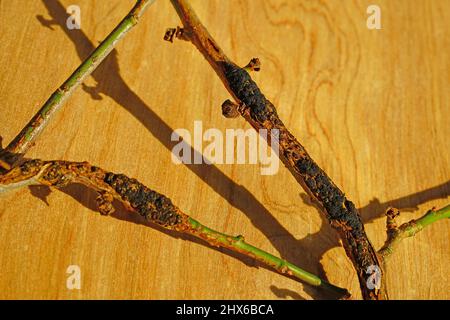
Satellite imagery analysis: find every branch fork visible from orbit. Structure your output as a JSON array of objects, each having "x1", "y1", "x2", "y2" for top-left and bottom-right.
[{"x1": 379, "y1": 205, "x2": 450, "y2": 260}]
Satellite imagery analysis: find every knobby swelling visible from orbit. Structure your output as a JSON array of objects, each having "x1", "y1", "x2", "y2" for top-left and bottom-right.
[
  {"x1": 167, "y1": 0, "x2": 382, "y2": 299},
  {"x1": 0, "y1": 159, "x2": 349, "y2": 298},
  {"x1": 0, "y1": 0, "x2": 448, "y2": 300}
]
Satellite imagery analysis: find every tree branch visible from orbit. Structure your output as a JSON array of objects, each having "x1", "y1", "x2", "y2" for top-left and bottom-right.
[
  {"x1": 0, "y1": 159, "x2": 350, "y2": 299},
  {"x1": 379, "y1": 205, "x2": 450, "y2": 260},
  {"x1": 0, "y1": 0, "x2": 155, "y2": 170},
  {"x1": 167, "y1": 0, "x2": 382, "y2": 299}
]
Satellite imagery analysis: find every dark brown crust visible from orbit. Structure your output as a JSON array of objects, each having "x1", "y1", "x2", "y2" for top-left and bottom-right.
[
  {"x1": 223, "y1": 62, "x2": 270, "y2": 122},
  {"x1": 0, "y1": 160, "x2": 186, "y2": 230},
  {"x1": 0, "y1": 159, "x2": 351, "y2": 297},
  {"x1": 170, "y1": 0, "x2": 383, "y2": 293},
  {"x1": 103, "y1": 172, "x2": 183, "y2": 227},
  {"x1": 221, "y1": 61, "x2": 381, "y2": 299}
]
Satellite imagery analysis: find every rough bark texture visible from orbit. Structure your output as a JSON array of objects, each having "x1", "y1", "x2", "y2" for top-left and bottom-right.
[
  {"x1": 0, "y1": 159, "x2": 350, "y2": 298},
  {"x1": 223, "y1": 61, "x2": 382, "y2": 299},
  {"x1": 169, "y1": 0, "x2": 383, "y2": 299},
  {"x1": 104, "y1": 172, "x2": 183, "y2": 227}
]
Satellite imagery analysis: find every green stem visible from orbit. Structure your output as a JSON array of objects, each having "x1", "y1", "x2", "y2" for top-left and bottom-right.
[
  {"x1": 2, "y1": 0, "x2": 155, "y2": 167},
  {"x1": 414, "y1": 204, "x2": 450, "y2": 229},
  {"x1": 379, "y1": 204, "x2": 450, "y2": 259},
  {"x1": 1, "y1": 159, "x2": 350, "y2": 298},
  {"x1": 188, "y1": 217, "x2": 350, "y2": 298}
]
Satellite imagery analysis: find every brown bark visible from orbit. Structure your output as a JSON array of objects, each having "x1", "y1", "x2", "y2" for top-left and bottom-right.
[{"x1": 169, "y1": 0, "x2": 383, "y2": 299}]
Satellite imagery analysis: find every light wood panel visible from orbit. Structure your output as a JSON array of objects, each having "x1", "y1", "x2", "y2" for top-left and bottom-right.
[{"x1": 0, "y1": 0, "x2": 448, "y2": 300}]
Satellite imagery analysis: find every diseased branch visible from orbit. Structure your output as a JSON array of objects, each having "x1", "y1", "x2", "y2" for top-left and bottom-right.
[
  {"x1": 0, "y1": 159, "x2": 350, "y2": 299},
  {"x1": 379, "y1": 205, "x2": 450, "y2": 260},
  {"x1": 2, "y1": 0, "x2": 444, "y2": 300},
  {"x1": 0, "y1": 0, "x2": 155, "y2": 170},
  {"x1": 167, "y1": 0, "x2": 382, "y2": 299}
]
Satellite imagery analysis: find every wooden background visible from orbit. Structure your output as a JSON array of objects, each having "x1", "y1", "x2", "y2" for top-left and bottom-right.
[{"x1": 0, "y1": 0, "x2": 449, "y2": 300}]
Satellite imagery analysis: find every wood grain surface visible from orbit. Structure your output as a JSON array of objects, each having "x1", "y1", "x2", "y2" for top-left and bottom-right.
[{"x1": 0, "y1": 0, "x2": 449, "y2": 300}]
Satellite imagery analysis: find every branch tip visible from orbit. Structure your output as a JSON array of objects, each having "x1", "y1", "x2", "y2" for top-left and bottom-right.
[
  {"x1": 0, "y1": 159, "x2": 349, "y2": 297},
  {"x1": 244, "y1": 58, "x2": 261, "y2": 72},
  {"x1": 385, "y1": 207, "x2": 400, "y2": 233}
]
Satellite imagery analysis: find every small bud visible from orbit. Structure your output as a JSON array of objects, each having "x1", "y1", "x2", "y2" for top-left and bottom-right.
[
  {"x1": 244, "y1": 58, "x2": 261, "y2": 72},
  {"x1": 221, "y1": 100, "x2": 240, "y2": 118}
]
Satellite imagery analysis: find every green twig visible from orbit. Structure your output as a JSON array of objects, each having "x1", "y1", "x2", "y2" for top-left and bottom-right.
[
  {"x1": 378, "y1": 205, "x2": 450, "y2": 260},
  {"x1": 0, "y1": 159, "x2": 350, "y2": 299},
  {"x1": 187, "y1": 217, "x2": 348, "y2": 296},
  {"x1": 1, "y1": 0, "x2": 155, "y2": 169}
]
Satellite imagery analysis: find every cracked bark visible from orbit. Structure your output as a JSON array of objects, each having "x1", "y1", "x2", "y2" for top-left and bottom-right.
[
  {"x1": 0, "y1": 159, "x2": 350, "y2": 298},
  {"x1": 168, "y1": 0, "x2": 383, "y2": 299}
]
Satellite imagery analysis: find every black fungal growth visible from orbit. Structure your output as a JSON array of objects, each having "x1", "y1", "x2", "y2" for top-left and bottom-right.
[
  {"x1": 223, "y1": 61, "x2": 367, "y2": 242},
  {"x1": 296, "y1": 157, "x2": 364, "y2": 237},
  {"x1": 222, "y1": 58, "x2": 379, "y2": 293},
  {"x1": 223, "y1": 62, "x2": 275, "y2": 122},
  {"x1": 296, "y1": 156, "x2": 375, "y2": 271},
  {"x1": 104, "y1": 172, "x2": 183, "y2": 227}
]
